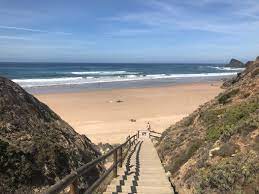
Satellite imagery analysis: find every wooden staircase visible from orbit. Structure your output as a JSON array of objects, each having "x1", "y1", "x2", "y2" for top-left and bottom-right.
[
  {"x1": 44, "y1": 130, "x2": 174, "y2": 194},
  {"x1": 103, "y1": 137, "x2": 174, "y2": 194}
]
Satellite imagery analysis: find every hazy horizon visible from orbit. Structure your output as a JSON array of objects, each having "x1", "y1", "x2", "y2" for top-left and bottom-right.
[{"x1": 0, "y1": 61, "x2": 232, "y2": 64}]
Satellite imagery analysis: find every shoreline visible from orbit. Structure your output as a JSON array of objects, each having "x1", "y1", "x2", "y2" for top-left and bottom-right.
[
  {"x1": 36, "y1": 81, "x2": 223, "y2": 144},
  {"x1": 32, "y1": 79, "x2": 222, "y2": 95},
  {"x1": 27, "y1": 76, "x2": 227, "y2": 94}
]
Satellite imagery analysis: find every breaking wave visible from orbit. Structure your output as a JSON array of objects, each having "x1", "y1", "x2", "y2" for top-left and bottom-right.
[{"x1": 12, "y1": 72, "x2": 238, "y2": 88}]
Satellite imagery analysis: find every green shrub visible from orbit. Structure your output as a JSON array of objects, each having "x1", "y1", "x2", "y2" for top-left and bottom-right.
[
  {"x1": 240, "y1": 92, "x2": 250, "y2": 99},
  {"x1": 218, "y1": 89, "x2": 240, "y2": 104},
  {"x1": 161, "y1": 141, "x2": 174, "y2": 153},
  {"x1": 204, "y1": 99, "x2": 259, "y2": 141},
  {"x1": 206, "y1": 126, "x2": 223, "y2": 141},
  {"x1": 181, "y1": 113, "x2": 197, "y2": 127},
  {"x1": 236, "y1": 120, "x2": 258, "y2": 137},
  {"x1": 0, "y1": 139, "x2": 8, "y2": 155},
  {"x1": 167, "y1": 139, "x2": 202, "y2": 174},
  {"x1": 212, "y1": 142, "x2": 239, "y2": 157},
  {"x1": 253, "y1": 135, "x2": 259, "y2": 152},
  {"x1": 251, "y1": 68, "x2": 259, "y2": 77},
  {"x1": 196, "y1": 152, "x2": 259, "y2": 193},
  {"x1": 201, "y1": 108, "x2": 225, "y2": 127}
]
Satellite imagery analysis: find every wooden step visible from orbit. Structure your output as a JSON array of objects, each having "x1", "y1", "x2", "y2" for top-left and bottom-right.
[
  {"x1": 103, "y1": 138, "x2": 174, "y2": 194},
  {"x1": 106, "y1": 185, "x2": 173, "y2": 193},
  {"x1": 103, "y1": 192, "x2": 171, "y2": 194}
]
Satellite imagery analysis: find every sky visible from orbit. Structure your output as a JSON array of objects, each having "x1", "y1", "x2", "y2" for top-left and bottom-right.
[{"x1": 0, "y1": 0, "x2": 259, "y2": 63}]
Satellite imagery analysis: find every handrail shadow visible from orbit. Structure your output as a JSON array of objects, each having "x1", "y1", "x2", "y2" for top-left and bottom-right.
[{"x1": 44, "y1": 134, "x2": 138, "y2": 194}]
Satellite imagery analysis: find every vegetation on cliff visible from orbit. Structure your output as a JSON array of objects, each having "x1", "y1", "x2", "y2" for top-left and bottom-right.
[
  {"x1": 0, "y1": 77, "x2": 102, "y2": 193},
  {"x1": 157, "y1": 57, "x2": 259, "y2": 193}
]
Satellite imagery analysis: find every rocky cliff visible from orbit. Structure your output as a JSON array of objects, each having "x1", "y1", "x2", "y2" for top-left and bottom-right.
[
  {"x1": 157, "y1": 57, "x2": 259, "y2": 193},
  {"x1": 225, "y1": 58, "x2": 245, "y2": 68},
  {"x1": 0, "y1": 77, "x2": 102, "y2": 193}
]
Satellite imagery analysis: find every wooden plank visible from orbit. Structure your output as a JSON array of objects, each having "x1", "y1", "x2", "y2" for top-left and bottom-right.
[{"x1": 113, "y1": 150, "x2": 118, "y2": 177}]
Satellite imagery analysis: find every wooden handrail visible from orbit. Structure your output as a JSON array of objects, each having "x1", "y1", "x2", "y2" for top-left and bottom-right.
[
  {"x1": 85, "y1": 158, "x2": 120, "y2": 194},
  {"x1": 150, "y1": 134, "x2": 161, "y2": 138},
  {"x1": 85, "y1": 141, "x2": 140, "y2": 194},
  {"x1": 44, "y1": 134, "x2": 138, "y2": 194},
  {"x1": 137, "y1": 129, "x2": 161, "y2": 135},
  {"x1": 149, "y1": 130, "x2": 162, "y2": 135},
  {"x1": 149, "y1": 130, "x2": 162, "y2": 139}
]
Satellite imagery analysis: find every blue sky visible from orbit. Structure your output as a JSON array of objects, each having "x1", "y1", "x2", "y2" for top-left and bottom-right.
[{"x1": 0, "y1": 0, "x2": 259, "y2": 63}]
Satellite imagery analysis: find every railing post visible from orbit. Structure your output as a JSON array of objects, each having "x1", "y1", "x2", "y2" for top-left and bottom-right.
[
  {"x1": 69, "y1": 179, "x2": 78, "y2": 194},
  {"x1": 128, "y1": 135, "x2": 131, "y2": 149},
  {"x1": 113, "y1": 149, "x2": 118, "y2": 177},
  {"x1": 137, "y1": 130, "x2": 139, "y2": 138},
  {"x1": 119, "y1": 146, "x2": 123, "y2": 167}
]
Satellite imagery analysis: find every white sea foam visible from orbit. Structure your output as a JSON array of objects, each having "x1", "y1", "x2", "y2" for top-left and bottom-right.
[
  {"x1": 12, "y1": 77, "x2": 83, "y2": 83},
  {"x1": 12, "y1": 77, "x2": 84, "y2": 87},
  {"x1": 208, "y1": 66, "x2": 245, "y2": 71},
  {"x1": 12, "y1": 72, "x2": 238, "y2": 88},
  {"x1": 144, "y1": 72, "x2": 237, "y2": 78},
  {"x1": 70, "y1": 71, "x2": 137, "y2": 75}
]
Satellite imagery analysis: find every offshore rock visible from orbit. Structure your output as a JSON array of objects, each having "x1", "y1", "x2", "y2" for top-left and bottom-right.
[{"x1": 225, "y1": 58, "x2": 245, "y2": 68}]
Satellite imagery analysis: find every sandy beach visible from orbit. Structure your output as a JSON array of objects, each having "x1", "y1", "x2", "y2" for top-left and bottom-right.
[{"x1": 36, "y1": 82, "x2": 223, "y2": 144}]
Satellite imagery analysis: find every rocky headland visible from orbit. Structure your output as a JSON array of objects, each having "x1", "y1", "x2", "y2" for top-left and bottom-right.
[{"x1": 225, "y1": 58, "x2": 245, "y2": 68}]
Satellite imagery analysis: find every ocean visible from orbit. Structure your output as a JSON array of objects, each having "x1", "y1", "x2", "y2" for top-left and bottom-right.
[{"x1": 0, "y1": 62, "x2": 243, "y2": 93}]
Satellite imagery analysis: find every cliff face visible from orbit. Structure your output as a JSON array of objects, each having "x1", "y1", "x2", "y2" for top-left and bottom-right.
[
  {"x1": 157, "y1": 57, "x2": 259, "y2": 193},
  {"x1": 0, "y1": 77, "x2": 102, "y2": 193}
]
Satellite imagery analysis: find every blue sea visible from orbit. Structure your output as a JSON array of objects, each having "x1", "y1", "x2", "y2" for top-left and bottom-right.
[{"x1": 0, "y1": 62, "x2": 243, "y2": 93}]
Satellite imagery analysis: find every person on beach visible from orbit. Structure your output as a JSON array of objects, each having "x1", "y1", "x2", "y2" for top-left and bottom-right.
[{"x1": 147, "y1": 122, "x2": 151, "y2": 131}]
